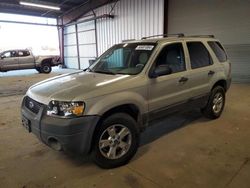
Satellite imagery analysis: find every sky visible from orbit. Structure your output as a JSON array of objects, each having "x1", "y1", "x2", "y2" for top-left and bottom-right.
[{"x1": 0, "y1": 13, "x2": 59, "y2": 55}]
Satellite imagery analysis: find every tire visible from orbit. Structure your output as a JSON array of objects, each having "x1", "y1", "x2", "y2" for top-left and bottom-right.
[
  {"x1": 41, "y1": 63, "x2": 51, "y2": 73},
  {"x1": 202, "y1": 86, "x2": 225, "y2": 119},
  {"x1": 92, "y1": 113, "x2": 139, "y2": 169}
]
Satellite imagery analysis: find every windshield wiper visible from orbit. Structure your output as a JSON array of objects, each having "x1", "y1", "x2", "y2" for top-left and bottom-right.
[{"x1": 93, "y1": 69, "x2": 116, "y2": 75}]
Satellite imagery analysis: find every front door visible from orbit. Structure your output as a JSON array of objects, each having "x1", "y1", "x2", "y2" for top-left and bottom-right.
[
  {"x1": 148, "y1": 42, "x2": 191, "y2": 120},
  {"x1": 0, "y1": 50, "x2": 19, "y2": 71}
]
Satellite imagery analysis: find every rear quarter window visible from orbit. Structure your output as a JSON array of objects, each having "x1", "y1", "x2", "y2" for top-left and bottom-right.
[
  {"x1": 208, "y1": 41, "x2": 227, "y2": 62},
  {"x1": 19, "y1": 51, "x2": 30, "y2": 57}
]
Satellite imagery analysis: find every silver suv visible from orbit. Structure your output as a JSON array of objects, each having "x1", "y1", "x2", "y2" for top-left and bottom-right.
[{"x1": 21, "y1": 34, "x2": 231, "y2": 168}]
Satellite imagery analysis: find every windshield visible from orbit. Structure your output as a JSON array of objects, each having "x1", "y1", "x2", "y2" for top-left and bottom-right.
[{"x1": 89, "y1": 43, "x2": 156, "y2": 75}]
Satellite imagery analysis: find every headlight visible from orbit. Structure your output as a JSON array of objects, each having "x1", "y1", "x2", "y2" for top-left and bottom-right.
[{"x1": 47, "y1": 101, "x2": 85, "y2": 118}]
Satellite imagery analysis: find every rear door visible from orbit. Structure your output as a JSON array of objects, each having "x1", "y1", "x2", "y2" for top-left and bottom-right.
[
  {"x1": 0, "y1": 50, "x2": 19, "y2": 71},
  {"x1": 184, "y1": 41, "x2": 216, "y2": 98},
  {"x1": 18, "y1": 50, "x2": 35, "y2": 69}
]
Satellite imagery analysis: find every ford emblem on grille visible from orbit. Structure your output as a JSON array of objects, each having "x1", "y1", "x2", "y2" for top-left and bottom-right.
[{"x1": 29, "y1": 101, "x2": 34, "y2": 109}]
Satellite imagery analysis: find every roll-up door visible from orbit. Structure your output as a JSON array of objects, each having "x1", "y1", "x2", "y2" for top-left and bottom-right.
[
  {"x1": 64, "y1": 25, "x2": 78, "y2": 69},
  {"x1": 64, "y1": 17, "x2": 97, "y2": 69},
  {"x1": 77, "y1": 20, "x2": 97, "y2": 69},
  {"x1": 168, "y1": 0, "x2": 250, "y2": 82}
]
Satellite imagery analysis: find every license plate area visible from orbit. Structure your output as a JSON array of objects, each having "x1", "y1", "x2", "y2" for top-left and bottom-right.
[{"x1": 22, "y1": 116, "x2": 31, "y2": 133}]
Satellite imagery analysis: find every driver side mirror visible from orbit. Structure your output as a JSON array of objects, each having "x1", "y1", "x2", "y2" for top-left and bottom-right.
[{"x1": 150, "y1": 64, "x2": 172, "y2": 78}]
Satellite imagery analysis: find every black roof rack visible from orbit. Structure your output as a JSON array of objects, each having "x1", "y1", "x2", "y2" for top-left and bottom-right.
[
  {"x1": 141, "y1": 33, "x2": 184, "y2": 40},
  {"x1": 187, "y1": 35, "x2": 215, "y2": 38}
]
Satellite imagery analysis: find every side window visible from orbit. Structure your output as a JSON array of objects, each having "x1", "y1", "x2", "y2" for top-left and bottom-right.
[
  {"x1": 24, "y1": 51, "x2": 30, "y2": 56},
  {"x1": 3, "y1": 51, "x2": 11, "y2": 58},
  {"x1": 208, "y1": 41, "x2": 227, "y2": 62},
  {"x1": 18, "y1": 51, "x2": 30, "y2": 57},
  {"x1": 10, "y1": 51, "x2": 17, "y2": 57},
  {"x1": 1, "y1": 51, "x2": 17, "y2": 59},
  {"x1": 155, "y1": 43, "x2": 186, "y2": 73},
  {"x1": 187, "y1": 42, "x2": 212, "y2": 69},
  {"x1": 18, "y1": 51, "x2": 24, "y2": 56}
]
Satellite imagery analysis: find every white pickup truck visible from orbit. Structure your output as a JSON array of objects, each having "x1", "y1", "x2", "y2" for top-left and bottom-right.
[{"x1": 0, "y1": 49, "x2": 60, "y2": 73}]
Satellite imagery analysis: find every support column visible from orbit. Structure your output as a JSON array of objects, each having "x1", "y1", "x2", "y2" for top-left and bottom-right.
[
  {"x1": 57, "y1": 21, "x2": 65, "y2": 67},
  {"x1": 164, "y1": 0, "x2": 169, "y2": 34},
  {"x1": 75, "y1": 24, "x2": 81, "y2": 69}
]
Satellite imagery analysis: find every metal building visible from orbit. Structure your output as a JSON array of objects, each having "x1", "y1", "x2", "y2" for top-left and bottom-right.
[
  {"x1": 63, "y1": 0, "x2": 164, "y2": 69},
  {"x1": 0, "y1": 0, "x2": 249, "y2": 82},
  {"x1": 63, "y1": 0, "x2": 250, "y2": 83}
]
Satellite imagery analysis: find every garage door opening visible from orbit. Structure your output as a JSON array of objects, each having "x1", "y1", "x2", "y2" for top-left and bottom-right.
[{"x1": 0, "y1": 13, "x2": 59, "y2": 56}]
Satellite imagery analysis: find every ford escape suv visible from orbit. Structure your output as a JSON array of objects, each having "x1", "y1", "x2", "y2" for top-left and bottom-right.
[{"x1": 21, "y1": 34, "x2": 231, "y2": 168}]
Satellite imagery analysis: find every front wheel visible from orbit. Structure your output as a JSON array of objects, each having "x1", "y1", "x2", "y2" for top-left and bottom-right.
[
  {"x1": 202, "y1": 86, "x2": 225, "y2": 119},
  {"x1": 92, "y1": 113, "x2": 139, "y2": 169}
]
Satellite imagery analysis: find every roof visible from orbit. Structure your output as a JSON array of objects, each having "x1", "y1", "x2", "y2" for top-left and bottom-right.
[{"x1": 122, "y1": 35, "x2": 218, "y2": 44}]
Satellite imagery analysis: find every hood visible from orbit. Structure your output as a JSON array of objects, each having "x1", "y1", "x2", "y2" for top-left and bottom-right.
[{"x1": 27, "y1": 71, "x2": 133, "y2": 104}]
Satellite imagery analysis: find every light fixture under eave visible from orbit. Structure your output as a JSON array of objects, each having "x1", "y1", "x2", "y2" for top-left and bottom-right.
[{"x1": 19, "y1": 1, "x2": 61, "y2": 11}]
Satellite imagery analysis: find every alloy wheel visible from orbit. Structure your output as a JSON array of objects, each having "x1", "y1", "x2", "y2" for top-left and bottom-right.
[
  {"x1": 212, "y1": 92, "x2": 224, "y2": 114},
  {"x1": 99, "y1": 124, "x2": 132, "y2": 160}
]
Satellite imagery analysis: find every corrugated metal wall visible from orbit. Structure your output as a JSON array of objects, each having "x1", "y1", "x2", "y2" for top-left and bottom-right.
[
  {"x1": 95, "y1": 0, "x2": 164, "y2": 55},
  {"x1": 168, "y1": 0, "x2": 250, "y2": 83},
  {"x1": 63, "y1": 0, "x2": 164, "y2": 69}
]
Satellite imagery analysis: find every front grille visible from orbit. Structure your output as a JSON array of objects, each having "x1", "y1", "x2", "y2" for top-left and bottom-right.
[{"x1": 24, "y1": 96, "x2": 42, "y2": 114}]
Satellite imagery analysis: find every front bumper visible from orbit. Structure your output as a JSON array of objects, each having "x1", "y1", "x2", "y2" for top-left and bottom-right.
[{"x1": 21, "y1": 98, "x2": 100, "y2": 155}]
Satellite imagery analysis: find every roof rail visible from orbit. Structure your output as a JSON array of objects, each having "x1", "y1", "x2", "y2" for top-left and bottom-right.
[
  {"x1": 141, "y1": 33, "x2": 184, "y2": 40},
  {"x1": 122, "y1": 39, "x2": 136, "y2": 42},
  {"x1": 187, "y1": 35, "x2": 215, "y2": 38}
]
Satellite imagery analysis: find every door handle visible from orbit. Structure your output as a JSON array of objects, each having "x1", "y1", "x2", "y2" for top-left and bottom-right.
[
  {"x1": 179, "y1": 77, "x2": 188, "y2": 83},
  {"x1": 208, "y1": 70, "x2": 215, "y2": 76}
]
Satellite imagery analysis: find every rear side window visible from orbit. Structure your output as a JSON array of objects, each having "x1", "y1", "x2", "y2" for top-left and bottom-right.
[
  {"x1": 187, "y1": 42, "x2": 212, "y2": 69},
  {"x1": 208, "y1": 41, "x2": 227, "y2": 62},
  {"x1": 19, "y1": 51, "x2": 30, "y2": 57}
]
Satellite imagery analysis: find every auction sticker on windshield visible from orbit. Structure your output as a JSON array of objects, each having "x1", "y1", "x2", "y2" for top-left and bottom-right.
[{"x1": 135, "y1": 45, "x2": 154, "y2": 51}]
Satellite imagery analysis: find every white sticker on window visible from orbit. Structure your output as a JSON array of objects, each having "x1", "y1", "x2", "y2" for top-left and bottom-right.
[{"x1": 135, "y1": 45, "x2": 154, "y2": 51}]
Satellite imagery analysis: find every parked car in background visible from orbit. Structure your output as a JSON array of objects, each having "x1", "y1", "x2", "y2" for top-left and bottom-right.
[{"x1": 0, "y1": 49, "x2": 60, "y2": 73}]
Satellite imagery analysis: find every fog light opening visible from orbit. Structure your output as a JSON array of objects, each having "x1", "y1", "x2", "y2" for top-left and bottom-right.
[{"x1": 48, "y1": 137, "x2": 62, "y2": 151}]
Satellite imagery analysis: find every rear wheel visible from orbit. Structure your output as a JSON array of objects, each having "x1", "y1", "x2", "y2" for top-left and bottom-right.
[
  {"x1": 202, "y1": 86, "x2": 225, "y2": 119},
  {"x1": 41, "y1": 63, "x2": 51, "y2": 73},
  {"x1": 92, "y1": 113, "x2": 139, "y2": 169}
]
